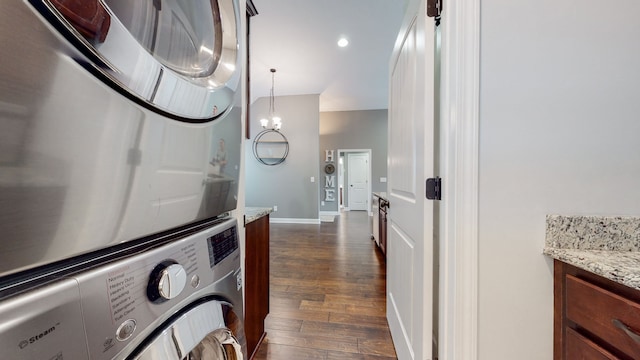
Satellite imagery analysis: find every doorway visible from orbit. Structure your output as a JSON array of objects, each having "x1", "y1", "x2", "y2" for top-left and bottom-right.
[{"x1": 337, "y1": 149, "x2": 372, "y2": 213}]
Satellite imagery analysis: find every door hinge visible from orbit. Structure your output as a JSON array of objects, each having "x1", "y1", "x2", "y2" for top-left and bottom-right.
[
  {"x1": 426, "y1": 177, "x2": 442, "y2": 201},
  {"x1": 427, "y1": 0, "x2": 442, "y2": 22}
]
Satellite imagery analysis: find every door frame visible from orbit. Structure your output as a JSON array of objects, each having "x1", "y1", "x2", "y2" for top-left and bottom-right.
[
  {"x1": 346, "y1": 152, "x2": 369, "y2": 211},
  {"x1": 337, "y1": 149, "x2": 372, "y2": 214},
  {"x1": 438, "y1": 0, "x2": 480, "y2": 359}
]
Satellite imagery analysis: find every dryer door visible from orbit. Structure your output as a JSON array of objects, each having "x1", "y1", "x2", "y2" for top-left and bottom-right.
[
  {"x1": 130, "y1": 300, "x2": 246, "y2": 360},
  {"x1": 36, "y1": 0, "x2": 241, "y2": 120}
]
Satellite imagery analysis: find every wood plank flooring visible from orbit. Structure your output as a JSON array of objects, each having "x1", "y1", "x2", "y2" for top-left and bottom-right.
[{"x1": 252, "y1": 211, "x2": 397, "y2": 360}]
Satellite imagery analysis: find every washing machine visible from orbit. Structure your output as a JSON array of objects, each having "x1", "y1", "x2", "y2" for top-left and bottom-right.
[{"x1": 0, "y1": 218, "x2": 246, "y2": 359}]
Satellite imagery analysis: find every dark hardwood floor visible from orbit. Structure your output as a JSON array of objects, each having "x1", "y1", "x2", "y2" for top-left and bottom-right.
[{"x1": 252, "y1": 211, "x2": 397, "y2": 360}]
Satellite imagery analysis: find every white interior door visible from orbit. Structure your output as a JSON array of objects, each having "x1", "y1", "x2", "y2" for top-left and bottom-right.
[
  {"x1": 347, "y1": 153, "x2": 369, "y2": 211},
  {"x1": 387, "y1": 0, "x2": 436, "y2": 359}
]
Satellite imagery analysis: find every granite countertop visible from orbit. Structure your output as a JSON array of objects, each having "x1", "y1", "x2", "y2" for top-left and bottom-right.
[
  {"x1": 245, "y1": 207, "x2": 273, "y2": 225},
  {"x1": 543, "y1": 215, "x2": 640, "y2": 290}
]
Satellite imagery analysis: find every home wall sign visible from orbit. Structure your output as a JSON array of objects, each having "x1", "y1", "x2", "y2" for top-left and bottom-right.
[{"x1": 324, "y1": 150, "x2": 335, "y2": 201}]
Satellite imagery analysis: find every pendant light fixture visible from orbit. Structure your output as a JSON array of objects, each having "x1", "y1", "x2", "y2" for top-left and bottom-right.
[
  {"x1": 260, "y1": 68, "x2": 282, "y2": 131},
  {"x1": 253, "y1": 68, "x2": 288, "y2": 165}
]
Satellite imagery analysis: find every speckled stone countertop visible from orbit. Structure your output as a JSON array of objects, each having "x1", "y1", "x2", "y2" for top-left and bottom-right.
[
  {"x1": 245, "y1": 207, "x2": 272, "y2": 225},
  {"x1": 543, "y1": 215, "x2": 640, "y2": 290}
]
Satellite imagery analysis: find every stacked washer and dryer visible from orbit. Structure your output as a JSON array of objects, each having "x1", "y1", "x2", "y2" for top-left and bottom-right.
[{"x1": 0, "y1": 0, "x2": 247, "y2": 359}]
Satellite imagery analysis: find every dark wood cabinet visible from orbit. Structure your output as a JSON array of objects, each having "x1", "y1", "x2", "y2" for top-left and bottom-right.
[
  {"x1": 244, "y1": 214, "x2": 269, "y2": 359},
  {"x1": 372, "y1": 194, "x2": 388, "y2": 257},
  {"x1": 565, "y1": 327, "x2": 619, "y2": 360},
  {"x1": 378, "y1": 198, "x2": 388, "y2": 256},
  {"x1": 554, "y1": 260, "x2": 640, "y2": 360}
]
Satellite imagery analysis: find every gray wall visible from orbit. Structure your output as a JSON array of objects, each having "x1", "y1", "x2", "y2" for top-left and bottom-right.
[
  {"x1": 319, "y1": 109, "x2": 388, "y2": 212},
  {"x1": 478, "y1": 1, "x2": 640, "y2": 359},
  {"x1": 245, "y1": 94, "x2": 320, "y2": 221}
]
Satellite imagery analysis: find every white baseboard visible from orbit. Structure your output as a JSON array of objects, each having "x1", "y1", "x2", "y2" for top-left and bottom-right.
[
  {"x1": 269, "y1": 218, "x2": 321, "y2": 224},
  {"x1": 319, "y1": 211, "x2": 340, "y2": 216}
]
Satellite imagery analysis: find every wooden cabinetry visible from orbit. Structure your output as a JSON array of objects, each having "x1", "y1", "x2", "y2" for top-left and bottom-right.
[
  {"x1": 554, "y1": 260, "x2": 640, "y2": 360},
  {"x1": 372, "y1": 194, "x2": 379, "y2": 244},
  {"x1": 371, "y1": 194, "x2": 388, "y2": 257},
  {"x1": 244, "y1": 214, "x2": 269, "y2": 359},
  {"x1": 378, "y1": 198, "x2": 388, "y2": 256}
]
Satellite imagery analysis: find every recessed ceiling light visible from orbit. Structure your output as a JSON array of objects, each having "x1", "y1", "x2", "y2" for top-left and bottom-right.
[{"x1": 337, "y1": 37, "x2": 349, "y2": 47}]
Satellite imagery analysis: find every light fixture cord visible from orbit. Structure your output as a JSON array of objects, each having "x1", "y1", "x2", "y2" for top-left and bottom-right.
[{"x1": 269, "y1": 69, "x2": 276, "y2": 117}]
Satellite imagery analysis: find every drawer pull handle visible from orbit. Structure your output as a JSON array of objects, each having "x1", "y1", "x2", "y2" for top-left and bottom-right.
[{"x1": 612, "y1": 319, "x2": 640, "y2": 344}]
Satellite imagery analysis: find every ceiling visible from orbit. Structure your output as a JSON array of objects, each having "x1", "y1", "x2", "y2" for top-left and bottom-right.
[{"x1": 248, "y1": 0, "x2": 407, "y2": 112}]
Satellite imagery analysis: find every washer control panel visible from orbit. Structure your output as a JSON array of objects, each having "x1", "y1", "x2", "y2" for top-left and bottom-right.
[{"x1": 74, "y1": 218, "x2": 241, "y2": 360}]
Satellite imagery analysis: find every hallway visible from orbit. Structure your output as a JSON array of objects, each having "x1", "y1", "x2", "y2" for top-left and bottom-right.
[{"x1": 252, "y1": 211, "x2": 397, "y2": 359}]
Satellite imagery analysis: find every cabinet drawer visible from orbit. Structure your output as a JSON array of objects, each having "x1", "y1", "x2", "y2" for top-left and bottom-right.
[
  {"x1": 566, "y1": 274, "x2": 640, "y2": 359},
  {"x1": 566, "y1": 327, "x2": 620, "y2": 360}
]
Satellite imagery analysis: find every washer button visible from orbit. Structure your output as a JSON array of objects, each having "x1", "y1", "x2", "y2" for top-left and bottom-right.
[
  {"x1": 116, "y1": 319, "x2": 137, "y2": 341},
  {"x1": 191, "y1": 274, "x2": 200, "y2": 288}
]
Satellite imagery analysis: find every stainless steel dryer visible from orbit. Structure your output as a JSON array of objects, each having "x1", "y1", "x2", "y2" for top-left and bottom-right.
[
  {"x1": 0, "y1": 0, "x2": 244, "y2": 296},
  {"x1": 0, "y1": 218, "x2": 247, "y2": 360}
]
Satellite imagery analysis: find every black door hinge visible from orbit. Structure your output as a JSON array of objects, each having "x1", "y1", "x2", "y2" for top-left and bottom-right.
[
  {"x1": 426, "y1": 177, "x2": 442, "y2": 201},
  {"x1": 427, "y1": 0, "x2": 442, "y2": 24}
]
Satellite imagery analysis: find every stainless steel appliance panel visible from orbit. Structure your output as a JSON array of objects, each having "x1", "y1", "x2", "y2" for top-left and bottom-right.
[
  {"x1": 0, "y1": 0, "x2": 242, "y2": 279},
  {"x1": 39, "y1": 0, "x2": 242, "y2": 119},
  {"x1": 0, "y1": 279, "x2": 89, "y2": 359}
]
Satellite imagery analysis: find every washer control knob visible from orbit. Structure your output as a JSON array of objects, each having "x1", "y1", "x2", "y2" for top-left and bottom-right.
[{"x1": 147, "y1": 260, "x2": 187, "y2": 303}]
